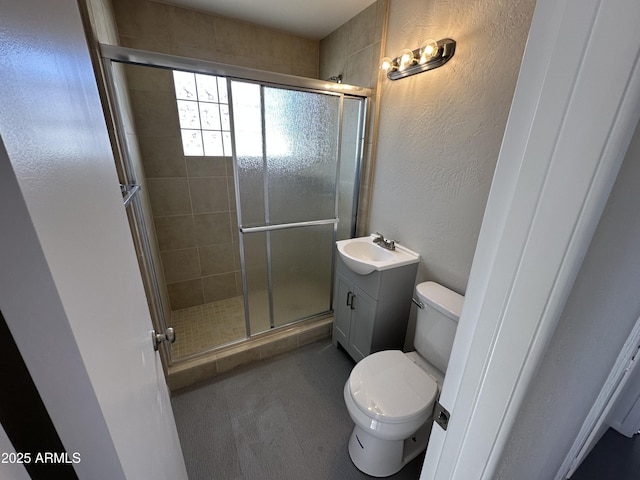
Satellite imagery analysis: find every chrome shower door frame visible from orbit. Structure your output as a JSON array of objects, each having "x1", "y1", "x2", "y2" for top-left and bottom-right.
[{"x1": 100, "y1": 44, "x2": 369, "y2": 361}]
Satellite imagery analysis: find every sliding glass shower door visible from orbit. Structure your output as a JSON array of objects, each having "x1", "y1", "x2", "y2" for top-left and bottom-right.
[{"x1": 231, "y1": 80, "x2": 364, "y2": 333}]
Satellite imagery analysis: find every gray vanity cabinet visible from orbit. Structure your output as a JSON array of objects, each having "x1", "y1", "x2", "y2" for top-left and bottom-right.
[{"x1": 332, "y1": 255, "x2": 418, "y2": 362}]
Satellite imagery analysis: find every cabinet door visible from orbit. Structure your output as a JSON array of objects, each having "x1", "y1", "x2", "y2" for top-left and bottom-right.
[
  {"x1": 349, "y1": 286, "x2": 377, "y2": 361},
  {"x1": 333, "y1": 274, "x2": 353, "y2": 345}
]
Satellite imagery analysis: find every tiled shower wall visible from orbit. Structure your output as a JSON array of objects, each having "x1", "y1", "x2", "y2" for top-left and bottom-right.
[
  {"x1": 109, "y1": 0, "x2": 322, "y2": 311},
  {"x1": 111, "y1": 0, "x2": 319, "y2": 78},
  {"x1": 319, "y1": 0, "x2": 388, "y2": 236},
  {"x1": 125, "y1": 64, "x2": 240, "y2": 310},
  {"x1": 100, "y1": 0, "x2": 384, "y2": 311}
]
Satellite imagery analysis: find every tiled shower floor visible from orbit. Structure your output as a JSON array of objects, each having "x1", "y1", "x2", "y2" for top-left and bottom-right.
[
  {"x1": 170, "y1": 296, "x2": 246, "y2": 358},
  {"x1": 169, "y1": 281, "x2": 330, "y2": 359}
]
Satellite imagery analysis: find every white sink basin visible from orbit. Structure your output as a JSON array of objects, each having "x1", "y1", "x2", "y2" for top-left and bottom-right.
[{"x1": 336, "y1": 236, "x2": 420, "y2": 275}]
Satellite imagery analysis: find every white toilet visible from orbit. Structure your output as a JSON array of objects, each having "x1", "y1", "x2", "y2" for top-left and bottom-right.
[{"x1": 344, "y1": 281, "x2": 463, "y2": 477}]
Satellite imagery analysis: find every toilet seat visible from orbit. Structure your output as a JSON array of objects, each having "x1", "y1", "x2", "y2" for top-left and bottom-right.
[{"x1": 348, "y1": 350, "x2": 438, "y2": 424}]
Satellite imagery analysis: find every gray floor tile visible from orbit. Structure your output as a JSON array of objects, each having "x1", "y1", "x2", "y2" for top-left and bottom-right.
[{"x1": 171, "y1": 340, "x2": 427, "y2": 479}]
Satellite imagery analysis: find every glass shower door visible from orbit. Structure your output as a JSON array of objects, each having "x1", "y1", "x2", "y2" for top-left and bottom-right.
[{"x1": 231, "y1": 80, "x2": 348, "y2": 332}]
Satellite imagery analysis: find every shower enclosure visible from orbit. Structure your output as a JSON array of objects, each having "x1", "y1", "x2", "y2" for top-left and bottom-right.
[{"x1": 101, "y1": 46, "x2": 369, "y2": 363}]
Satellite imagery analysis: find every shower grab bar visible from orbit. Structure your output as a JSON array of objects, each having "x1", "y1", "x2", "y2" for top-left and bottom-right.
[{"x1": 239, "y1": 218, "x2": 339, "y2": 234}]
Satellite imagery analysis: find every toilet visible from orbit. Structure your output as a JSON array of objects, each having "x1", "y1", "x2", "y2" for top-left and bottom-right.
[{"x1": 344, "y1": 281, "x2": 463, "y2": 477}]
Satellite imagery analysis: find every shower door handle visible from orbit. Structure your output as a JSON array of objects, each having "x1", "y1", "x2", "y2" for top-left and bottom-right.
[{"x1": 152, "y1": 327, "x2": 175, "y2": 351}]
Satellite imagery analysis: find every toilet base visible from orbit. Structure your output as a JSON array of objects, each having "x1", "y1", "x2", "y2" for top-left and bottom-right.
[{"x1": 347, "y1": 420, "x2": 433, "y2": 477}]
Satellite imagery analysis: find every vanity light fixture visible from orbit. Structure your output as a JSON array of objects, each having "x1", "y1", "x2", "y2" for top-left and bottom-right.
[{"x1": 380, "y1": 38, "x2": 456, "y2": 80}]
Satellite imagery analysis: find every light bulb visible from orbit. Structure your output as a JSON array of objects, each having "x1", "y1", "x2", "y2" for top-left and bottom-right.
[
  {"x1": 419, "y1": 39, "x2": 439, "y2": 64},
  {"x1": 397, "y1": 49, "x2": 416, "y2": 71},
  {"x1": 379, "y1": 57, "x2": 395, "y2": 72}
]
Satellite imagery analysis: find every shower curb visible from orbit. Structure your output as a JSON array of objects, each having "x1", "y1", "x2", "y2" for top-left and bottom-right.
[{"x1": 167, "y1": 316, "x2": 333, "y2": 391}]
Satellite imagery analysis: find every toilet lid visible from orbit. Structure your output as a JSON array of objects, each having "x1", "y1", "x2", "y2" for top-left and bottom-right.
[{"x1": 349, "y1": 350, "x2": 438, "y2": 423}]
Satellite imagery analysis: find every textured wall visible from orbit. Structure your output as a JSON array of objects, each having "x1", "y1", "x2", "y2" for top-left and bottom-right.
[{"x1": 370, "y1": 0, "x2": 536, "y2": 298}]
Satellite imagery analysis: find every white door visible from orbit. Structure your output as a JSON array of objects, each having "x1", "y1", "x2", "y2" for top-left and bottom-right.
[
  {"x1": 0, "y1": 1, "x2": 187, "y2": 478},
  {"x1": 421, "y1": 0, "x2": 640, "y2": 478}
]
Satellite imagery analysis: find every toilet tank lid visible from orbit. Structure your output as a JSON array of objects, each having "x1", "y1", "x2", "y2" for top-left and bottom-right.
[{"x1": 416, "y1": 281, "x2": 464, "y2": 320}]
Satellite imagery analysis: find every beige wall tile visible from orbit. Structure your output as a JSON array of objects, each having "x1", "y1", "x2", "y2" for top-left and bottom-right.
[
  {"x1": 189, "y1": 177, "x2": 229, "y2": 213},
  {"x1": 129, "y1": 90, "x2": 180, "y2": 138},
  {"x1": 199, "y1": 244, "x2": 235, "y2": 276},
  {"x1": 154, "y1": 214, "x2": 195, "y2": 251},
  {"x1": 345, "y1": 44, "x2": 377, "y2": 88},
  {"x1": 167, "y1": 278, "x2": 204, "y2": 310},
  {"x1": 125, "y1": 63, "x2": 174, "y2": 93},
  {"x1": 216, "y1": 346, "x2": 260, "y2": 374},
  {"x1": 259, "y1": 334, "x2": 298, "y2": 358},
  {"x1": 147, "y1": 178, "x2": 191, "y2": 215},
  {"x1": 348, "y1": 2, "x2": 379, "y2": 53},
  {"x1": 113, "y1": 0, "x2": 319, "y2": 78},
  {"x1": 112, "y1": 0, "x2": 171, "y2": 39},
  {"x1": 186, "y1": 156, "x2": 227, "y2": 177},
  {"x1": 162, "y1": 248, "x2": 201, "y2": 283},
  {"x1": 193, "y1": 212, "x2": 232, "y2": 246},
  {"x1": 120, "y1": 34, "x2": 172, "y2": 53},
  {"x1": 203, "y1": 273, "x2": 237, "y2": 302},
  {"x1": 139, "y1": 136, "x2": 186, "y2": 178}
]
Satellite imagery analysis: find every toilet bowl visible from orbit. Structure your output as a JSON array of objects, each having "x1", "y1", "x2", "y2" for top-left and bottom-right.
[{"x1": 343, "y1": 281, "x2": 463, "y2": 477}]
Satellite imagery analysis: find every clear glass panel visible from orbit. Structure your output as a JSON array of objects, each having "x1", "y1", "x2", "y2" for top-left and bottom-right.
[
  {"x1": 264, "y1": 87, "x2": 340, "y2": 224},
  {"x1": 270, "y1": 224, "x2": 334, "y2": 327}
]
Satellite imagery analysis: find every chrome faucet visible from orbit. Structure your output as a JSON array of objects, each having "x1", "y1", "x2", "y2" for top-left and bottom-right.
[{"x1": 372, "y1": 232, "x2": 396, "y2": 251}]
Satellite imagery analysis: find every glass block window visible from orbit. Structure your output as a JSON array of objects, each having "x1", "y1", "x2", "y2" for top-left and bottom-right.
[{"x1": 173, "y1": 71, "x2": 232, "y2": 156}]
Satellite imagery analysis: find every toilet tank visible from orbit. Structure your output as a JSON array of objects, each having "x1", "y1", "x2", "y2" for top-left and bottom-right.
[{"x1": 414, "y1": 282, "x2": 464, "y2": 375}]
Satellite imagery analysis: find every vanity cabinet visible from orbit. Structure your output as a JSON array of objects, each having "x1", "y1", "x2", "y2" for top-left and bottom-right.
[{"x1": 332, "y1": 254, "x2": 418, "y2": 362}]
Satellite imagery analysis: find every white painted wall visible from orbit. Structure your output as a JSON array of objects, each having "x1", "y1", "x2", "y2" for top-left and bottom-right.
[
  {"x1": 370, "y1": 0, "x2": 536, "y2": 296},
  {"x1": 494, "y1": 119, "x2": 640, "y2": 479}
]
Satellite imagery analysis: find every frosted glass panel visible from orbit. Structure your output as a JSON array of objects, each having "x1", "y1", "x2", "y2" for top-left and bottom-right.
[
  {"x1": 177, "y1": 100, "x2": 200, "y2": 129},
  {"x1": 264, "y1": 87, "x2": 340, "y2": 224},
  {"x1": 198, "y1": 102, "x2": 221, "y2": 130},
  {"x1": 231, "y1": 81, "x2": 265, "y2": 227},
  {"x1": 270, "y1": 225, "x2": 334, "y2": 327},
  {"x1": 173, "y1": 71, "x2": 196, "y2": 100},
  {"x1": 243, "y1": 232, "x2": 271, "y2": 335},
  {"x1": 231, "y1": 78, "x2": 366, "y2": 333}
]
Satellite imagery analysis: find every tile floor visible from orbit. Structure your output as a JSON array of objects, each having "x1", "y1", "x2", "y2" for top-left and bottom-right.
[
  {"x1": 170, "y1": 296, "x2": 247, "y2": 358},
  {"x1": 169, "y1": 280, "x2": 332, "y2": 359},
  {"x1": 171, "y1": 339, "x2": 640, "y2": 480},
  {"x1": 171, "y1": 339, "x2": 426, "y2": 479}
]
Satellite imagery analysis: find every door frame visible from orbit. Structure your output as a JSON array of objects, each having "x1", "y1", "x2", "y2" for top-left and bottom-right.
[{"x1": 421, "y1": 0, "x2": 640, "y2": 478}]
